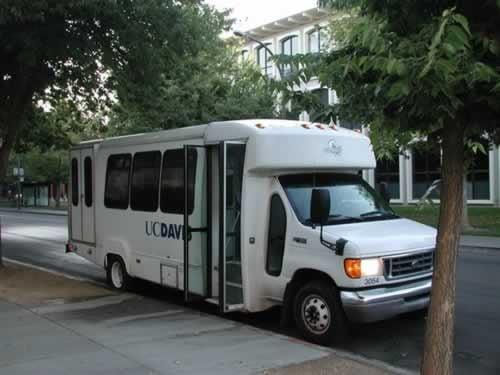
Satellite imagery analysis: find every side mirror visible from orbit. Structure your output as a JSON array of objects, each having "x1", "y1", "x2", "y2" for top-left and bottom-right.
[
  {"x1": 310, "y1": 189, "x2": 330, "y2": 225},
  {"x1": 379, "y1": 182, "x2": 391, "y2": 204}
]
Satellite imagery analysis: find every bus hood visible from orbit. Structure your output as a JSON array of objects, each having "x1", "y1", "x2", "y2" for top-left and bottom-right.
[{"x1": 322, "y1": 218, "x2": 437, "y2": 257}]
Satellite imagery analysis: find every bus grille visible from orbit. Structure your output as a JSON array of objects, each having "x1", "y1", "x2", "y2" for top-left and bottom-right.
[{"x1": 384, "y1": 250, "x2": 434, "y2": 279}]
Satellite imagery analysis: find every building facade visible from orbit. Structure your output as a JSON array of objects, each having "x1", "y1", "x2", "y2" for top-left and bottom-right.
[{"x1": 239, "y1": 7, "x2": 500, "y2": 207}]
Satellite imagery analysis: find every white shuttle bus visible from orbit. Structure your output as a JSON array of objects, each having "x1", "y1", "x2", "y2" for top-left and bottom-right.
[{"x1": 67, "y1": 120, "x2": 436, "y2": 344}]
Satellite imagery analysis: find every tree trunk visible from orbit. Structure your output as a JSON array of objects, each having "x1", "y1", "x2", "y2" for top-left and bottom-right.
[
  {"x1": 0, "y1": 68, "x2": 40, "y2": 179},
  {"x1": 421, "y1": 123, "x2": 465, "y2": 375},
  {"x1": 0, "y1": 131, "x2": 17, "y2": 180},
  {"x1": 55, "y1": 182, "x2": 61, "y2": 208}
]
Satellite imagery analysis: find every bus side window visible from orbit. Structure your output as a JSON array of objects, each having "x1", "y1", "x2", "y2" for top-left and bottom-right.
[
  {"x1": 160, "y1": 149, "x2": 197, "y2": 215},
  {"x1": 71, "y1": 158, "x2": 79, "y2": 206},
  {"x1": 84, "y1": 157, "x2": 93, "y2": 207},
  {"x1": 104, "y1": 154, "x2": 132, "y2": 210},
  {"x1": 266, "y1": 194, "x2": 287, "y2": 276},
  {"x1": 130, "y1": 151, "x2": 161, "y2": 212}
]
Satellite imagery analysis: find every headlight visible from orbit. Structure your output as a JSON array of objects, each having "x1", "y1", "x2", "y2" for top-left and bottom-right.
[{"x1": 344, "y1": 258, "x2": 383, "y2": 279}]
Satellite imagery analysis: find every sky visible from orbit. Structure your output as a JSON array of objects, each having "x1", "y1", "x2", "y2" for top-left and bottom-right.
[{"x1": 206, "y1": 0, "x2": 318, "y2": 32}]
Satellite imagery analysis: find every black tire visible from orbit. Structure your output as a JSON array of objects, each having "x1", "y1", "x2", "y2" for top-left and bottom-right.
[
  {"x1": 294, "y1": 280, "x2": 348, "y2": 346},
  {"x1": 106, "y1": 256, "x2": 132, "y2": 291}
]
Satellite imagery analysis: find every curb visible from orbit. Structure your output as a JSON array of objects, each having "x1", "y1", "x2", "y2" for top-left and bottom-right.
[
  {"x1": 317, "y1": 347, "x2": 417, "y2": 375},
  {"x1": 459, "y1": 246, "x2": 500, "y2": 254},
  {"x1": 3, "y1": 258, "x2": 108, "y2": 289},
  {"x1": 0, "y1": 208, "x2": 67, "y2": 216}
]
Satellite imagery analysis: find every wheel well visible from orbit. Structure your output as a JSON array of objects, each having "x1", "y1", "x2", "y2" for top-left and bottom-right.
[
  {"x1": 105, "y1": 253, "x2": 124, "y2": 270},
  {"x1": 291, "y1": 269, "x2": 336, "y2": 288},
  {"x1": 281, "y1": 269, "x2": 337, "y2": 328}
]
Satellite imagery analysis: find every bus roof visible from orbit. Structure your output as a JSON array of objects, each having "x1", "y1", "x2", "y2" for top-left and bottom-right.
[{"x1": 74, "y1": 120, "x2": 376, "y2": 170}]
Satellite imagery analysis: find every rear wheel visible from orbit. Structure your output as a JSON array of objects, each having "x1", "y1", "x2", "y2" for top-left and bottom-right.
[
  {"x1": 106, "y1": 256, "x2": 131, "y2": 291},
  {"x1": 294, "y1": 280, "x2": 348, "y2": 346}
]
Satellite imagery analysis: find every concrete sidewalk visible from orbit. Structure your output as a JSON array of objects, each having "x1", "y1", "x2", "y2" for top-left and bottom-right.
[{"x1": 0, "y1": 262, "x2": 407, "y2": 375}]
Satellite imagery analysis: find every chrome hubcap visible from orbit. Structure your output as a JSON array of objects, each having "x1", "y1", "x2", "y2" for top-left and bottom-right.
[
  {"x1": 111, "y1": 262, "x2": 123, "y2": 289},
  {"x1": 302, "y1": 294, "x2": 331, "y2": 334}
]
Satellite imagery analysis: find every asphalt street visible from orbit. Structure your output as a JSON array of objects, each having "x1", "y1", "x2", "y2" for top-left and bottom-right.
[{"x1": 1, "y1": 211, "x2": 499, "y2": 374}]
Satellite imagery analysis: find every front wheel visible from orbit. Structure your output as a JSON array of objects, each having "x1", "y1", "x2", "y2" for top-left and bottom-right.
[
  {"x1": 106, "y1": 256, "x2": 132, "y2": 291},
  {"x1": 294, "y1": 280, "x2": 348, "y2": 346}
]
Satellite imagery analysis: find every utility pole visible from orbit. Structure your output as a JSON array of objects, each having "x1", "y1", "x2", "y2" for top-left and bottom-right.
[
  {"x1": 13, "y1": 157, "x2": 24, "y2": 210},
  {"x1": 0, "y1": 216, "x2": 2, "y2": 267},
  {"x1": 16, "y1": 157, "x2": 21, "y2": 210}
]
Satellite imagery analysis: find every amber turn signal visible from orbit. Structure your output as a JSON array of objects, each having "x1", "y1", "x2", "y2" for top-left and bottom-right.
[{"x1": 344, "y1": 259, "x2": 361, "y2": 279}]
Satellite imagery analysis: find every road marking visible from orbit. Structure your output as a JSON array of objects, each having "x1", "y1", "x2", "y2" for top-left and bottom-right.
[
  {"x1": 101, "y1": 310, "x2": 185, "y2": 326},
  {"x1": 3, "y1": 257, "x2": 106, "y2": 288},
  {"x1": 32, "y1": 294, "x2": 136, "y2": 314}
]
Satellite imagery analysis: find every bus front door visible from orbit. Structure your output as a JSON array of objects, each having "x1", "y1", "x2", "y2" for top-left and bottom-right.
[
  {"x1": 219, "y1": 141, "x2": 246, "y2": 312},
  {"x1": 183, "y1": 145, "x2": 210, "y2": 302}
]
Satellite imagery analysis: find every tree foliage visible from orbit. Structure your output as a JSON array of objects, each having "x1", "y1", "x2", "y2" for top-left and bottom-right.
[
  {"x1": 310, "y1": 1, "x2": 500, "y2": 374},
  {"x1": 107, "y1": 37, "x2": 277, "y2": 135},
  {"x1": 317, "y1": 1, "x2": 500, "y2": 144},
  {"x1": 0, "y1": 0, "x2": 236, "y2": 177},
  {"x1": 18, "y1": 149, "x2": 68, "y2": 185}
]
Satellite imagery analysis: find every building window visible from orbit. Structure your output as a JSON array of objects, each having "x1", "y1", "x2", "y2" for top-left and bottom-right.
[
  {"x1": 281, "y1": 35, "x2": 299, "y2": 55},
  {"x1": 241, "y1": 49, "x2": 249, "y2": 61},
  {"x1": 257, "y1": 44, "x2": 273, "y2": 77},
  {"x1": 71, "y1": 158, "x2": 78, "y2": 207},
  {"x1": 308, "y1": 28, "x2": 327, "y2": 53},
  {"x1": 130, "y1": 151, "x2": 161, "y2": 212},
  {"x1": 375, "y1": 156, "x2": 401, "y2": 200},
  {"x1": 412, "y1": 146, "x2": 441, "y2": 199},
  {"x1": 84, "y1": 157, "x2": 93, "y2": 207},
  {"x1": 104, "y1": 154, "x2": 132, "y2": 209},
  {"x1": 266, "y1": 194, "x2": 287, "y2": 277},
  {"x1": 281, "y1": 35, "x2": 299, "y2": 76},
  {"x1": 467, "y1": 145, "x2": 490, "y2": 200},
  {"x1": 160, "y1": 149, "x2": 197, "y2": 215}
]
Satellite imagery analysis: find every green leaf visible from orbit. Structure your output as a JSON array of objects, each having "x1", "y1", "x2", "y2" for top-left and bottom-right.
[
  {"x1": 452, "y1": 14, "x2": 471, "y2": 36},
  {"x1": 489, "y1": 40, "x2": 500, "y2": 56},
  {"x1": 492, "y1": 82, "x2": 500, "y2": 93},
  {"x1": 387, "y1": 80, "x2": 410, "y2": 100},
  {"x1": 387, "y1": 58, "x2": 396, "y2": 74},
  {"x1": 445, "y1": 25, "x2": 471, "y2": 51},
  {"x1": 471, "y1": 62, "x2": 497, "y2": 83},
  {"x1": 394, "y1": 60, "x2": 406, "y2": 76}
]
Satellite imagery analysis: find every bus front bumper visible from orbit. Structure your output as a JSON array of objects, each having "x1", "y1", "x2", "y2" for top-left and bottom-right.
[{"x1": 340, "y1": 278, "x2": 432, "y2": 323}]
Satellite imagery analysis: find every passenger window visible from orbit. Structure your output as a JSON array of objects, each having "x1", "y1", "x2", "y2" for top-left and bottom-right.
[
  {"x1": 266, "y1": 194, "x2": 287, "y2": 276},
  {"x1": 104, "y1": 154, "x2": 131, "y2": 209},
  {"x1": 130, "y1": 151, "x2": 161, "y2": 212},
  {"x1": 84, "y1": 157, "x2": 93, "y2": 207},
  {"x1": 160, "y1": 149, "x2": 197, "y2": 215},
  {"x1": 71, "y1": 158, "x2": 79, "y2": 206}
]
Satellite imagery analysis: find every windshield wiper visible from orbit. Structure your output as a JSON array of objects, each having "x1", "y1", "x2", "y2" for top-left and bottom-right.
[
  {"x1": 326, "y1": 214, "x2": 362, "y2": 223},
  {"x1": 360, "y1": 210, "x2": 398, "y2": 219}
]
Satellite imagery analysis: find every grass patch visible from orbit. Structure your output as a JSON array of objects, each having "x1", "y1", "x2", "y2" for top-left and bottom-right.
[{"x1": 393, "y1": 205, "x2": 500, "y2": 237}]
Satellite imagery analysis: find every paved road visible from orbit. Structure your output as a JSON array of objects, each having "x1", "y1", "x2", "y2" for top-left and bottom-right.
[
  {"x1": 1, "y1": 211, "x2": 499, "y2": 374},
  {"x1": 0, "y1": 212, "x2": 104, "y2": 282}
]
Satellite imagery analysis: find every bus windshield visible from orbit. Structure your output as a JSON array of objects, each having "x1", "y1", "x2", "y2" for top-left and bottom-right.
[{"x1": 279, "y1": 173, "x2": 398, "y2": 226}]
